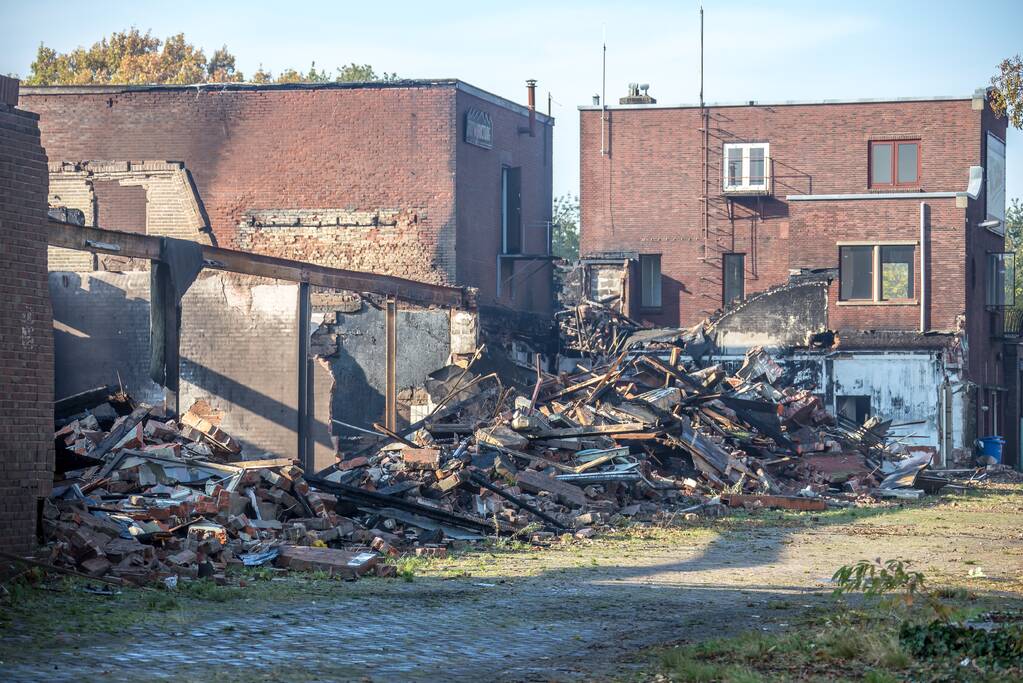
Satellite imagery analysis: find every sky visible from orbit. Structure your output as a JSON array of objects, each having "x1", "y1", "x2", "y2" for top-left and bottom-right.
[{"x1": 2, "y1": 0, "x2": 1021, "y2": 202}]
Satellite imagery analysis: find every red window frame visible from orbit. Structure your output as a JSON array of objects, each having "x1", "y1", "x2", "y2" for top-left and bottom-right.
[{"x1": 869, "y1": 140, "x2": 920, "y2": 188}]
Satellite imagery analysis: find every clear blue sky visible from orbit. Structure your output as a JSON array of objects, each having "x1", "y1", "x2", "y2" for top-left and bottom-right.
[{"x1": 2, "y1": 0, "x2": 1020, "y2": 202}]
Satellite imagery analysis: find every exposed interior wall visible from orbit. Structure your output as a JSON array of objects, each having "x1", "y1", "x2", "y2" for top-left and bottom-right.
[
  {"x1": 237, "y1": 208, "x2": 441, "y2": 283},
  {"x1": 309, "y1": 304, "x2": 455, "y2": 472},
  {"x1": 50, "y1": 271, "x2": 304, "y2": 456},
  {"x1": 49, "y1": 270, "x2": 468, "y2": 468},
  {"x1": 46, "y1": 160, "x2": 209, "y2": 271},
  {"x1": 0, "y1": 83, "x2": 54, "y2": 553},
  {"x1": 713, "y1": 277, "x2": 829, "y2": 352},
  {"x1": 23, "y1": 85, "x2": 460, "y2": 285},
  {"x1": 826, "y1": 352, "x2": 966, "y2": 463}
]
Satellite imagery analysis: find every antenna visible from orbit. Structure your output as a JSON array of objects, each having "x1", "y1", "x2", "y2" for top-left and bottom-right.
[
  {"x1": 601, "y1": 24, "x2": 607, "y2": 156},
  {"x1": 699, "y1": 2, "x2": 704, "y2": 107}
]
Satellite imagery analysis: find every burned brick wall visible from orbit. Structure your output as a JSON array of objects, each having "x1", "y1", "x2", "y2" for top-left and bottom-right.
[
  {"x1": 0, "y1": 79, "x2": 54, "y2": 553},
  {"x1": 713, "y1": 276, "x2": 829, "y2": 351},
  {"x1": 49, "y1": 272, "x2": 305, "y2": 456},
  {"x1": 46, "y1": 160, "x2": 210, "y2": 271},
  {"x1": 309, "y1": 304, "x2": 455, "y2": 472},
  {"x1": 22, "y1": 84, "x2": 459, "y2": 286}
]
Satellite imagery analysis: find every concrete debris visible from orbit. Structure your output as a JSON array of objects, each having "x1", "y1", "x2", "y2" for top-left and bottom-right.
[{"x1": 36, "y1": 309, "x2": 944, "y2": 588}]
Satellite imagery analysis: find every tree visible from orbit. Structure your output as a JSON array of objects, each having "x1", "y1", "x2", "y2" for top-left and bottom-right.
[
  {"x1": 551, "y1": 194, "x2": 580, "y2": 261},
  {"x1": 1005, "y1": 198, "x2": 1023, "y2": 306},
  {"x1": 255, "y1": 62, "x2": 398, "y2": 84},
  {"x1": 26, "y1": 29, "x2": 243, "y2": 85},
  {"x1": 24, "y1": 29, "x2": 397, "y2": 86},
  {"x1": 990, "y1": 55, "x2": 1023, "y2": 129}
]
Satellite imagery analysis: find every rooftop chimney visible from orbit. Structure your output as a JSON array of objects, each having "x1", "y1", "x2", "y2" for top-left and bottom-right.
[
  {"x1": 526, "y1": 79, "x2": 537, "y2": 137},
  {"x1": 0, "y1": 76, "x2": 20, "y2": 107},
  {"x1": 619, "y1": 82, "x2": 656, "y2": 105}
]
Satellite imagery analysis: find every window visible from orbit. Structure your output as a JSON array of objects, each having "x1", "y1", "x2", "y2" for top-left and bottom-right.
[
  {"x1": 986, "y1": 133, "x2": 1006, "y2": 225},
  {"x1": 839, "y1": 244, "x2": 916, "y2": 302},
  {"x1": 880, "y1": 245, "x2": 914, "y2": 300},
  {"x1": 837, "y1": 396, "x2": 871, "y2": 425},
  {"x1": 640, "y1": 254, "x2": 662, "y2": 308},
  {"x1": 987, "y1": 252, "x2": 1016, "y2": 308},
  {"x1": 723, "y1": 253, "x2": 745, "y2": 306},
  {"x1": 501, "y1": 167, "x2": 522, "y2": 254},
  {"x1": 722, "y1": 142, "x2": 770, "y2": 193},
  {"x1": 840, "y1": 246, "x2": 874, "y2": 300},
  {"x1": 869, "y1": 140, "x2": 919, "y2": 187}
]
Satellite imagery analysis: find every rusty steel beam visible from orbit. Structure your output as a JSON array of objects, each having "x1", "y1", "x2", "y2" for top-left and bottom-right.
[
  {"x1": 48, "y1": 220, "x2": 472, "y2": 309},
  {"x1": 384, "y1": 296, "x2": 397, "y2": 431}
]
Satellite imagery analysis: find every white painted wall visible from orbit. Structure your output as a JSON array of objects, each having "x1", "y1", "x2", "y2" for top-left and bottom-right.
[{"x1": 826, "y1": 352, "x2": 965, "y2": 462}]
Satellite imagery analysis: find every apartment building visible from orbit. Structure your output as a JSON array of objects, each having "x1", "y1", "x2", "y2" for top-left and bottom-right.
[{"x1": 578, "y1": 86, "x2": 1013, "y2": 466}]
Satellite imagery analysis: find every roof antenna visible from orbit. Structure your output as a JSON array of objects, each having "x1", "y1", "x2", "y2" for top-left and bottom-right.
[
  {"x1": 699, "y1": 2, "x2": 704, "y2": 108},
  {"x1": 601, "y1": 24, "x2": 607, "y2": 156}
]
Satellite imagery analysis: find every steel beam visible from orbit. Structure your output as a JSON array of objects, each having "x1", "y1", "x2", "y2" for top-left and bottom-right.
[{"x1": 48, "y1": 219, "x2": 471, "y2": 308}]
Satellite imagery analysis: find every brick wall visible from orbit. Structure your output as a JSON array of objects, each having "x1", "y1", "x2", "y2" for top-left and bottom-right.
[
  {"x1": 455, "y1": 89, "x2": 554, "y2": 312},
  {"x1": 22, "y1": 85, "x2": 459, "y2": 286},
  {"x1": 50, "y1": 271, "x2": 304, "y2": 456},
  {"x1": 580, "y1": 97, "x2": 987, "y2": 328},
  {"x1": 22, "y1": 81, "x2": 555, "y2": 312},
  {"x1": 0, "y1": 79, "x2": 54, "y2": 554}
]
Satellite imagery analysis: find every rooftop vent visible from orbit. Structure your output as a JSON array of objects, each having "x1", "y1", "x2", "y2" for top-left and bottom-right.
[{"x1": 619, "y1": 83, "x2": 656, "y2": 105}]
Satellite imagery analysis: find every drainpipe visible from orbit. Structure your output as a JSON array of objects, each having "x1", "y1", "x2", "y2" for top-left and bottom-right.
[
  {"x1": 526, "y1": 79, "x2": 537, "y2": 137},
  {"x1": 920, "y1": 202, "x2": 927, "y2": 333}
]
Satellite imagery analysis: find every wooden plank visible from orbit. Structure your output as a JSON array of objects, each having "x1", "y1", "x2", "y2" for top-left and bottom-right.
[
  {"x1": 721, "y1": 494, "x2": 826, "y2": 511},
  {"x1": 516, "y1": 469, "x2": 588, "y2": 508},
  {"x1": 531, "y1": 422, "x2": 650, "y2": 438}
]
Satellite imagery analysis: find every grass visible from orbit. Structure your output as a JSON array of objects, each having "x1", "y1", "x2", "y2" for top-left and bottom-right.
[{"x1": 652, "y1": 582, "x2": 1022, "y2": 682}]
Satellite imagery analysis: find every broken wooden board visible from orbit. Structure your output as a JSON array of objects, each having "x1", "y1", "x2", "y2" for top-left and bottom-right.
[
  {"x1": 721, "y1": 494, "x2": 826, "y2": 511},
  {"x1": 274, "y1": 545, "x2": 379, "y2": 578},
  {"x1": 530, "y1": 422, "x2": 650, "y2": 439},
  {"x1": 516, "y1": 469, "x2": 587, "y2": 508}
]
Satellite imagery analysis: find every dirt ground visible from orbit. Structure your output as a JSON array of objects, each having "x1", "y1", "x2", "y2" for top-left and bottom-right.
[{"x1": 1, "y1": 484, "x2": 1020, "y2": 682}]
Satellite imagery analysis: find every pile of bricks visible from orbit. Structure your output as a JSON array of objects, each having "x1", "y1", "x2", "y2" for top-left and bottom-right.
[{"x1": 44, "y1": 397, "x2": 393, "y2": 585}]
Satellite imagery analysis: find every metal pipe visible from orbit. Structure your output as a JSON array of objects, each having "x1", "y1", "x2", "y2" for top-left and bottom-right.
[
  {"x1": 526, "y1": 79, "x2": 536, "y2": 137},
  {"x1": 920, "y1": 202, "x2": 927, "y2": 332}
]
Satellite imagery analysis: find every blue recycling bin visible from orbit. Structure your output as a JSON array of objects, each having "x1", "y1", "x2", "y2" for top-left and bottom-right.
[{"x1": 977, "y1": 436, "x2": 1004, "y2": 463}]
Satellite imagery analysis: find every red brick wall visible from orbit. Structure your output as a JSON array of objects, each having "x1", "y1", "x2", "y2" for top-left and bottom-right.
[
  {"x1": 94, "y1": 180, "x2": 147, "y2": 234},
  {"x1": 21, "y1": 85, "x2": 459, "y2": 286},
  {"x1": 455, "y1": 89, "x2": 554, "y2": 313},
  {"x1": 0, "y1": 89, "x2": 54, "y2": 553},
  {"x1": 580, "y1": 98, "x2": 987, "y2": 329}
]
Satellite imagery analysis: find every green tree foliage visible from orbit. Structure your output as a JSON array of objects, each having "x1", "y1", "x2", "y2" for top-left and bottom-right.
[
  {"x1": 990, "y1": 55, "x2": 1023, "y2": 129},
  {"x1": 551, "y1": 194, "x2": 580, "y2": 261},
  {"x1": 25, "y1": 29, "x2": 397, "y2": 86},
  {"x1": 250, "y1": 62, "x2": 397, "y2": 84},
  {"x1": 1004, "y1": 198, "x2": 1023, "y2": 305},
  {"x1": 26, "y1": 29, "x2": 243, "y2": 85}
]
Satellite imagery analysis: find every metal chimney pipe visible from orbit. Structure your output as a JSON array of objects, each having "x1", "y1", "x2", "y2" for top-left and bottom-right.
[{"x1": 526, "y1": 79, "x2": 537, "y2": 137}]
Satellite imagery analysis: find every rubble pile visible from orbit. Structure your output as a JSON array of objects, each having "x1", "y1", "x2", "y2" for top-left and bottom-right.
[
  {"x1": 43, "y1": 321, "x2": 935, "y2": 587},
  {"x1": 47, "y1": 397, "x2": 384, "y2": 585}
]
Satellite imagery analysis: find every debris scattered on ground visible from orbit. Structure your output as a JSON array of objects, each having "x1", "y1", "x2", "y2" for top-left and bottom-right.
[{"x1": 39, "y1": 311, "x2": 986, "y2": 587}]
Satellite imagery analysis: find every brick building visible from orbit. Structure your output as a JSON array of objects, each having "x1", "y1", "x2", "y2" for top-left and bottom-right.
[
  {"x1": 0, "y1": 76, "x2": 54, "y2": 552},
  {"x1": 21, "y1": 79, "x2": 555, "y2": 313},
  {"x1": 579, "y1": 87, "x2": 1014, "y2": 466}
]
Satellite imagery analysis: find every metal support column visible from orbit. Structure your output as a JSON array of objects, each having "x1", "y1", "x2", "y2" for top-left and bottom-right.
[
  {"x1": 296, "y1": 282, "x2": 311, "y2": 469},
  {"x1": 385, "y1": 296, "x2": 397, "y2": 432}
]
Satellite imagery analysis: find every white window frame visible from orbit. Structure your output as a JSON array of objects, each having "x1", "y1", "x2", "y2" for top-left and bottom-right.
[{"x1": 722, "y1": 142, "x2": 771, "y2": 193}]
